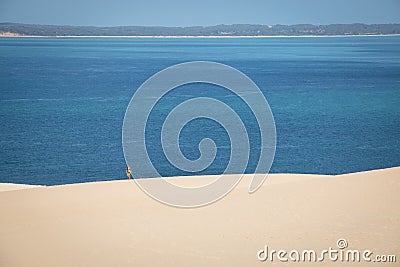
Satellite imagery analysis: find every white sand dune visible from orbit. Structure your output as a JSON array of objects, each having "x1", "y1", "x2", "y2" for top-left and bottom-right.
[
  {"x1": 0, "y1": 183, "x2": 42, "y2": 192},
  {"x1": 0, "y1": 167, "x2": 399, "y2": 266}
]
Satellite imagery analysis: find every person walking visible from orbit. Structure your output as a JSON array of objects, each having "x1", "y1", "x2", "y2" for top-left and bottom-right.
[{"x1": 126, "y1": 166, "x2": 132, "y2": 180}]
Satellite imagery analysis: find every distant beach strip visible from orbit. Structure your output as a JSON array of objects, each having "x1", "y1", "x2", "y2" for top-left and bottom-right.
[{"x1": 2, "y1": 34, "x2": 400, "y2": 38}]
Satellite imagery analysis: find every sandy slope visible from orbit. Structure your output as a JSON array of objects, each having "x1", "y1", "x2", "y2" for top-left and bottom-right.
[
  {"x1": 0, "y1": 183, "x2": 42, "y2": 192},
  {"x1": 0, "y1": 168, "x2": 399, "y2": 266}
]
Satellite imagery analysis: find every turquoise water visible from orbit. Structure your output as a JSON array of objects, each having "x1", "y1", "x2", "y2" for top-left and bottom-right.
[{"x1": 0, "y1": 37, "x2": 399, "y2": 185}]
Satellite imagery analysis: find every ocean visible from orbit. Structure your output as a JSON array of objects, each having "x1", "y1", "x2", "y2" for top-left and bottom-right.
[{"x1": 0, "y1": 36, "x2": 399, "y2": 185}]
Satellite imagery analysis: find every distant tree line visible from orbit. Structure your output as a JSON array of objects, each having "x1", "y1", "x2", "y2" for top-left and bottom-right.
[{"x1": 1, "y1": 23, "x2": 399, "y2": 36}]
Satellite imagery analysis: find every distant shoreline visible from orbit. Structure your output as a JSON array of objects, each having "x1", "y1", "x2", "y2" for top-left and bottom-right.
[
  {"x1": 1, "y1": 34, "x2": 400, "y2": 38},
  {"x1": 2, "y1": 23, "x2": 400, "y2": 38}
]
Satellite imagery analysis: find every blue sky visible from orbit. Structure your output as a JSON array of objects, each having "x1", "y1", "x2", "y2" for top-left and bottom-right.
[{"x1": 0, "y1": 0, "x2": 399, "y2": 26}]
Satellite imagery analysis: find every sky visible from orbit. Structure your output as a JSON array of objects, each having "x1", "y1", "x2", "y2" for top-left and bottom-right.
[{"x1": 0, "y1": 0, "x2": 399, "y2": 27}]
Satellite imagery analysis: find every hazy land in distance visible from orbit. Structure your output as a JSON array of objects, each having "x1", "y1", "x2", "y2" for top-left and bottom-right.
[{"x1": 1, "y1": 23, "x2": 400, "y2": 37}]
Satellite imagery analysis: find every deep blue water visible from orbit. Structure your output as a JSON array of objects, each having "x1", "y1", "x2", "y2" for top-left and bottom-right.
[{"x1": 0, "y1": 37, "x2": 399, "y2": 185}]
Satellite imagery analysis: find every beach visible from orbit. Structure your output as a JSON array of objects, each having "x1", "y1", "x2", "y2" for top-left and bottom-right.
[{"x1": 1, "y1": 167, "x2": 399, "y2": 266}]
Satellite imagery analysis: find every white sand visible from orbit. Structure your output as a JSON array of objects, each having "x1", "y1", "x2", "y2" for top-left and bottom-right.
[
  {"x1": 2, "y1": 34, "x2": 400, "y2": 38},
  {"x1": 0, "y1": 167, "x2": 399, "y2": 266},
  {"x1": 0, "y1": 183, "x2": 42, "y2": 192}
]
